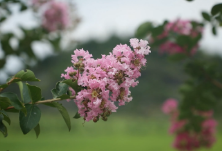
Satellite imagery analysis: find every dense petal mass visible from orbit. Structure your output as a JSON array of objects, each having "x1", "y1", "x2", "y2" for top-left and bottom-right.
[{"x1": 61, "y1": 38, "x2": 151, "y2": 122}]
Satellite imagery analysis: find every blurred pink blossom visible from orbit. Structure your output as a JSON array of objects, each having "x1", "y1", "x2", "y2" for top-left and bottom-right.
[
  {"x1": 169, "y1": 120, "x2": 187, "y2": 134},
  {"x1": 162, "y1": 98, "x2": 178, "y2": 114},
  {"x1": 200, "y1": 119, "x2": 217, "y2": 148},
  {"x1": 42, "y1": 1, "x2": 69, "y2": 31},
  {"x1": 157, "y1": 19, "x2": 202, "y2": 55},
  {"x1": 173, "y1": 132, "x2": 200, "y2": 151}
]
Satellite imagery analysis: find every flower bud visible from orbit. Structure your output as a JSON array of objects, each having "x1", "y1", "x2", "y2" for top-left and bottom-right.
[
  {"x1": 93, "y1": 117, "x2": 99, "y2": 123},
  {"x1": 74, "y1": 63, "x2": 80, "y2": 68},
  {"x1": 133, "y1": 59, "x2": 140, "y2": 66},
  {"x1": 79, "y1": 67, "x2": 84, "y2": 73},
  {"x1": 97, "y1": 94, "x2": 102, "y2": 99},
  {"x1": 69, "y1": 71, "x2": 77, "y2": 76},
  {"x1": 119, "y1": 87, "x2": 125, "y2": 100},
  {"x1": 80, "y1": 63, "x2": 85, "y2": 68},
  {"x1": 102, "y1": 116, "x2": 108, "y2": 121},
  {"x1": 99, "y1": 99, "x2": 106, "y2": 108},
  {"x1": 82, "y1": 100, "x2": 88, "y2": 107}
]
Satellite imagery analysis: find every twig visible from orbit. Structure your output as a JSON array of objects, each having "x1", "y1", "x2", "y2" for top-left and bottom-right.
[
  {"x1": 5, "y1": 95, "x2": 76, "y2": 110},
  {"x1": 35, "y1": 95, "x2": 76, "y2": 104},
  {"x1": 0, "y1": 77, "x2": 19, "y2": 93},
  {"x1": 201, "y1": 67, "x2": 222, "y2": 90},
  {"x1": 210, "y1": 79, "x2": 222, "y2": 90}
]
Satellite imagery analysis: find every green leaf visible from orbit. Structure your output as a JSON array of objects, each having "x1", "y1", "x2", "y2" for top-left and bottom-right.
[
  {"x1": 0, "y1": 96, "x2": 11, "y2": 109},
  {"x1": 3, "y1": 70, "x2": 40, "y2": 85},
  {"x1": 0, "y1": 121, "x2": 7, "y2": 137},
  {"x1": 176, "y1": 35, "x2": 193, "y2": 48},
  {"x1": 17, "y1": 82, "x2": 31, "y2": 104},
  {"x1": 48, "y1": 36, "x2": 61, "y2": 52},
  {"x1": 51, "y1": 82, "x2": 69, "y2": 99},
  {"x1": 178, "y1": 110, "x2": 193, "y2": 120},
  {"x1": 43, "y1": 102, "x2": 71, "y2": 131},
  {"x1": 62, "y1": 79, "x2": 82, "y2": 94},
  {"x1": 0, "y1": 92, "x2": 24, "y2": 110},
  {"x1": 34, "y1": 123, "x2": 40, "y2": 138},
  {"x1": 135, "y1": 22, "x2": 153, "y2": 39},
  {"x1": 18, "y1": 82, "x2": 33, "y2": 104},
  {"x1": 191, "y1": 116, "x2": 205, "y2": 132},
  {"x1": 201, "y1": 12, "x2": 211, "y2": 22},
  {"x1": 3, "y1": 114, "x2": 11, "y2": 125},
  {"x1": 0, "y1": 16, "x2": 6, "y2": 23},
  {"x1": 5, "y1": 108, "x2": 19, "y2": 113},
  {"x1": 212, "y1": 26, "x2": 217, "y2": 35},
  {"x1": 0, "y1": 84, "x2": 8, "y2": 89},
  {"x1": 15, "y1": 69, "x2": 40, "y2": 81},
  {"x1": 73, "y1": 112, "x2": 80, "y2": 119},
  {"x1": 151, "y1": 37, "x2": 168, "y2": 47},
  {"x1": 17, "y1": 81, "x2": 24, "y2": 101},
  {"x1": 0, "y1": 110, "x2": 8, "y2": 117},
  {"x1": 0, "y1": 110, "x2": 10, "y2": 125},
  {"x1": 27, "y1": 84, "x2": 42, "y2": 103},
  {"x1": 20, "y1": 3, "x2": 27, "y2": 11},
  {"x1": 0, "y1": 59, "x2": 6, "y2": 68},
  {"x1": 0, "y1": 114, "x2": 7, "y2": 137},
  {"x1": 211, "y1": 3, "x2": 222, "y2": 16},
  {"x1": 19, "y1": 104, "x2": 41, "y2": 134},
  {"x1": 194, "y1": 100, "x2": 212, "y2": 111},
  {"x1": 151, "y1": 25, "x2": 165, "y2": 37}
]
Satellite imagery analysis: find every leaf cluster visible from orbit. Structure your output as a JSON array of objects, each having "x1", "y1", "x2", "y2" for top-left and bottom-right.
[
  {"x1": 201, "y1": 3, "x2": 222, "y2": 35},
  {"x1": 0, "y1": 69, "x2": 83, "y2": 137}
]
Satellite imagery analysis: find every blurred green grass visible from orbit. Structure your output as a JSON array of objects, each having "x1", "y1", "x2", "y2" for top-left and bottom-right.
[{"x1": 0, "y1": 111, "x2": 221, "y2": 151}]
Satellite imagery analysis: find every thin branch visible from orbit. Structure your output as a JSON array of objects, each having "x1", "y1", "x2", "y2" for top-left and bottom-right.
[
  {"x1": 210, "y1": 79, "x2": 222, "y2": 90},
  {"x1": 35, "y1": 95, "x2": 76, "y2": 104},
  {"x1": 5, "y1": 95, "x2": 76, "y2": 110},
  {"x1": 0, "y1": 77, "x2": 16, "y2": 93},
  {"x1": 201, "y1": 67, "x2": 222, "y2": 90}
]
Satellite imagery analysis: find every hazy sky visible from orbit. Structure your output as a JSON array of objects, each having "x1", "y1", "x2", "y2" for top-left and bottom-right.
[{"x1": 72, "y1": 0, "x2": 222, "y2": 53}]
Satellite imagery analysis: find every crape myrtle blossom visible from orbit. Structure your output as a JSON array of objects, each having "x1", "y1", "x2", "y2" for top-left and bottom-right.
[
  {"x1": 156, "y1": 19, "x2": 203, "y2": 55},
  {"x1": 61, "y1": 38, "x2": 151, "y2": 122},
  {"x1": 31, "y1": 0, "x2": 79, "y2": 32},
  {"x1": 162, "y1": 99, "x2": 217, "y2": 151},
  {"x1": 42, "y1": 1, "x2": 69, "y2": 32},
  {"x1": 162, "y1": 98, "x2": 178, "y2": 115}
]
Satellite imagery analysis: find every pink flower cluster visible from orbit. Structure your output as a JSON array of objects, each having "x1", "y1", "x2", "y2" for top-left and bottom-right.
[
  {"x1": 61, "y1": 38, "x2": 151, "y2": 122},
  {"x1": 162, "y1": 99, "x2": 217, "y2": 151},
  {"x1": 157, "y1": 19, "x2": 202, "y2": 55},
  {"x1": 42, "y1": 1, "x2": 69, "y2": 32},
  {"x1": 31, "y1": 0, "x2": 70, "y2": 32}
]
